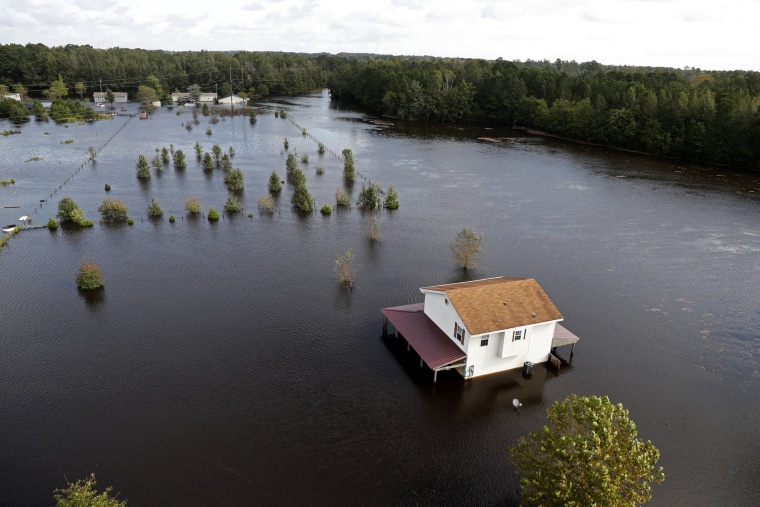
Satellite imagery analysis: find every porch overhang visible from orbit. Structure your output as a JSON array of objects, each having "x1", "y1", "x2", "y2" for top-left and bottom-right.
[
  {"x1": 552, "y1": 323, "x2": 580, "y2": 348},
  {"x1": 381, "y1": 303, "x2": 467, "y2": 371}
]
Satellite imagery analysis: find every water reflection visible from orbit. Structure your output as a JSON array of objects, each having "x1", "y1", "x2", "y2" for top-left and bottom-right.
[{"x1": 78, "y1": 286, "x2": 105, "y2": 310}]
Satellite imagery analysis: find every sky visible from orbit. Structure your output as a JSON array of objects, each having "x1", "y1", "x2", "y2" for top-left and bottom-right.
[{"x1": 1, "y1": 0, "x2": 758, "y2": 71}]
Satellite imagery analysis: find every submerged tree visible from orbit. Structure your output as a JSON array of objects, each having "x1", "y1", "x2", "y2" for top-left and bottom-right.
[
  {"x1": 173, "y1": 149, "x2": 186, "y2": 169},
  {"x1": 224, "y1": 167, "x2": 244, "y2": 190},
  {"x1": 334, "y1": 249, "x2": 356, "y2": 287},
  {"x1": 291, "y1": 182, "x2": 313, "y2": 212},
  {"x1": 56, "y1": 197, "x2": 85, "y2": 224},
  {"x1": 184, "y1": 195, "x2": 201, "y2": 214},
  {"x1": 449, "y1": 227, "x2": 482, "y2": 271},
  {"x1": 224, "y1": 194, "x2": 242, "y2": 212},
  {"x1": 510, "y1": 395, "x2": 664, "y2": 507},
  {"x1": 146, "y1": 197, "x2": 163, "y2": 217},
  {"x1": 342, "y1": 148, "x2": 355, "y2": 182},
  {"x1": 136, "y1": 154, "x2": 151, "y2": 179},
  {"x1": 97, "y1": 198, "x2": 128, "y2": 221},
  {"x1": 202, "y1": 152, "x2": 214, "y2": 171},
  {"x1": 268, "y1": 171, "x2": 282, "y2": 193},
  {"x1": 356, "y1": 183, "x2": 380, "y2": 210},
  {"x1": 76, "y1": 260, "x2": 104, "y2": 290},
  {"x1": 384, "y1": 184, "x2": 399, "y2": 209}
]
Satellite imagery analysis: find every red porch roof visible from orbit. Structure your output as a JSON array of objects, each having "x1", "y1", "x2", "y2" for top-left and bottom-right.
[{"x1": 381, "y1": 303, "x2": 467, "y2": 370}]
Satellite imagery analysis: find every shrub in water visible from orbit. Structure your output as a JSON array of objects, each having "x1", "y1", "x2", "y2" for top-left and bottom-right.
[
  {"x1": 268, "y1": 171, "x2": 282, "y2": 193},
  {"x1": 258, "y1": 194, "x2": 275, "y2": 214},
  {"x1": 224, "y1": 168, "x2": 244, "y2": 190},
  {"x1": 174, "y1": 150, "x2": 186, "y2": 169},
  {"x1": 385, "y1": 184, "x2": 399, "y2": 209},
  {"x1": 97, "y1": 198, "x2": 129, "y2": 221},
  {"x1": 104, "y1": 183, "x2": 111, "y2": 192},
  {"x1": 224, "y1": 195, "x2": 242, "y2": 212},
  {"x1": 291, "y1": 182, "x2": 313, "y2": 212},
  {"x1": 318, "y1": 143, "x2": 326, "y2": 154},
  {"x1": 47, "y1": 217, "x2": 58, "y2": 230},
  {"x1": 146, "y1": 197, "x2": 163, "y2": 217},
  {"x1": 185, "y1": 195, "x2": 201, "y2": 214},
  {"x1": 335, "y1": 189, "x2": 350, "y2": 207},
  {"x1": 316, "y1": 166, "x2": 325, "y2": 175},
  {"x1": 127, "y1": 217, "x2": 134, "y2": 225},
  {"x1": 301, "y1": 154, "x2": 309, "y2": 164},
  {"x1": 207, "y1": 207, "x2": 219, "y2": 221},
  {"x1": 135, "y1": 154, "x2": 151, "y2": 179},
  {"x1": 76, "y1": 260, "x2": 103, "y2": 289},
  {"x1": 169, "y1": 215, "x2": 175, "y2": 223},
  {"x1": 320, "y1": 204, "x2": 332, "y2": 215}
]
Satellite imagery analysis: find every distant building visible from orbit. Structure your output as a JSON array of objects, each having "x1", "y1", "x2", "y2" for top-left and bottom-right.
[
  {"x1": 218, "y1": 94, "x2": 249, "y2": 105},
  {"x1": 93, "y1": 91, "x2": 128, "y2": 103},
  {"x1": 170, "y1": 92, "x2": 217, "y2": 103},
  {"x1": 0, "y1": 92, "x2": 22, "y2": 101},
  {"x1": 382, "y1": 277, "x2": 580, "y2": 381}
]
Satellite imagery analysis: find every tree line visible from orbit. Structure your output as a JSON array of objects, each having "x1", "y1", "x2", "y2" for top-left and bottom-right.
[
  {"x1": 1, "y1": 43, "x2": 759, "y2": 170},
  {"x1": 328, "y1": 57, "x2": 760, "y2": 170}
]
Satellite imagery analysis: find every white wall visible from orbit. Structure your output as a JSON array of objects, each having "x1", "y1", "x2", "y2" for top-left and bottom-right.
[
  {"x1": 464, "y1": 321, "x2": 559, "y2": 378},
  {"x1": 422, "y1": 291, "x2": 468, "y2": 350}
]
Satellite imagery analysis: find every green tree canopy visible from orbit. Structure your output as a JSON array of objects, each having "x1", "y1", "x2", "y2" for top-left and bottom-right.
[
  {"x1": 449, "y1": 227, "x2": 482, "y2": 271},
  {"x1": 44, "y1": 74, "x2": 68, "y2": 100},
  {"x1": 54, "y1": 473, "x2": 124, "y2": 506},
  {"x1": 510, "y1": 395, "x2": 664, "y2": 507}
]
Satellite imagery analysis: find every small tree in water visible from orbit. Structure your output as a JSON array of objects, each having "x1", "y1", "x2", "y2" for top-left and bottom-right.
[
  {"x1": 268, "y1": 171, "x2": 282, "y2": 194},
  {"x1": 184, "y1": 195, "x2": 201, "y2": 214},
  {"x1": 76, "y1": 260, "x2": 104, "y2": 290},
  {"x1": 510, "y1": 395, "x2": 664, "y2": 507},
  {"x1": 449, "y1": 227, "x2": 482, "y2": 272},
  {"x1": 174, "y1": 149, "x2": 187, "y2": 170},
  {"x1": 334, "y1": 249, "x2": 356, "y2": 287},
  {"x1": 135, "y1": 154, "x2": 150, "y2": 179},
  {"x1": 146, "y1": 198, "x2": 163, "y2": 217}
]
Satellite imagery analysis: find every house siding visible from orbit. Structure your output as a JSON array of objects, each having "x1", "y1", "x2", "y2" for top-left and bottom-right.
[
  {"x1": 466, "y1": 321, "x2": 558, "y2": 377},
  {"x1": 422, "y1": 291, "x2": 469, "y2": 350}
]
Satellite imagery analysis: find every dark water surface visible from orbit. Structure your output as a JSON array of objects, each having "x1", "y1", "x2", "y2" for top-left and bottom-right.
[{"x1": 1, "y1": 91, "x2": 759, "y2": 506}]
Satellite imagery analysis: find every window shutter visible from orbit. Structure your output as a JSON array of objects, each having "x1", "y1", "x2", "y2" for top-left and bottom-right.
[{"x1": 454, "y1": 322, "x2": 458, "y2": 338}]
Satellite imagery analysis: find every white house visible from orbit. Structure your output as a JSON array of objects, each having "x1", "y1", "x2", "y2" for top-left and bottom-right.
[
  {"x1": 170, "y1": 92, "x2": 217, "y2": 103},
  {"x1": 218, "y1": 94, "x2": 248, "y2": 105},
  {"x1": 0, "y1": 92, "x2": 22, "y2": 101},
  {"x1": 93, "y1": 91, "x2": 128, "y2": 103},
  {"x1": 382, "y1": 277, "x2": 579, "y2": 381}
]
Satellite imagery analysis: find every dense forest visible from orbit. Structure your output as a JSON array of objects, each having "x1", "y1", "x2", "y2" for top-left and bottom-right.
[{"x1": 1, "y1": 43, "x2": 759, "y2": 170}]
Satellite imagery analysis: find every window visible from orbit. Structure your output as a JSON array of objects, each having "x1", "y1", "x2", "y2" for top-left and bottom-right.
[
  {"x1": 512, "y1": 329, "x2": 522, "y2": 341},
  {"x1": 454, "y1": 323, "x2": 465, "y2": 344},
  {"x1": 480, "y1": 335, "x2": 489, "y2": 347}
]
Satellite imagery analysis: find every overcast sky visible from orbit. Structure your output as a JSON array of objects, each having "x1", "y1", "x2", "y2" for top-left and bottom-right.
[{"x1": 1, "y1": 0, "x2": 758, "y2": 71}]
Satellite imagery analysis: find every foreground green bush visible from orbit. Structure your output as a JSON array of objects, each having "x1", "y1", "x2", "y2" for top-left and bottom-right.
[
  {"x1": 54, "y1": 473, "x2": 125, "y2": 507},
  {"x1": 207, "y1": 207, "x2": 219, "y2": 221},
  {"x1": 47, "y1": 217, "x2": 58, "y2": 230},
  {"x1": 320, "y1": 204, "x2": 332, "y2": 215}
]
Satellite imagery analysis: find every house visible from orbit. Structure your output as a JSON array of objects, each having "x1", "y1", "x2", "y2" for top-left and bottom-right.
[
  {"x1": 218, "y1": 94, "x2": 248, "y2": 105},
  {"x1": 0, "y1": 92, "x2": 22, "y2": 101},
  {"x1": 93, "y1": 91, "x2": 128, "y2": 103},
  {"x1": 381, "y1": 277, "x2": 579, "y2": 382},
  {"x1": 170, "y1": 92, "x2": 217, "y2": 103}
]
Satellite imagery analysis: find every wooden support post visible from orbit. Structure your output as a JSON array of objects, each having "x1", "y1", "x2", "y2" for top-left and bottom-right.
[
  {"x1": 406, "y1": 342, "x2": 410, "y2": 352},
  {"x1": 419, "y1": 358, "x2": 423, "y2": 368},
  {"x1": 433, "y1": 370, "x2": 438, "y2": 384}
]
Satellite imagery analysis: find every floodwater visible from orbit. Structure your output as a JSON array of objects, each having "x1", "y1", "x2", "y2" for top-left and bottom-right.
[{"x1": 1, "y1": 91, "x2": 759, "y2": 506}]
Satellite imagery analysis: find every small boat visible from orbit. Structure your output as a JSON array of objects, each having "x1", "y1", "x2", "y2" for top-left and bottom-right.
[
  {"x1": 97, "y1": 103, "x2": 106, "y2": 108},
  {"x1": 2, "y1": 225, "x2": 15, "y2": 233}
]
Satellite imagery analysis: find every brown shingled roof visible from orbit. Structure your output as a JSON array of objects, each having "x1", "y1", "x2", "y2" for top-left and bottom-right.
[{"x1": 422, "y1": 277, "x2": 562, "y2": 335}]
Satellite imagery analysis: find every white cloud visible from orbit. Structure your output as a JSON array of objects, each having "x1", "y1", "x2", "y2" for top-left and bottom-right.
[{"x1": 0, "y1": 0, "x2": 757, "y2": 70}]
